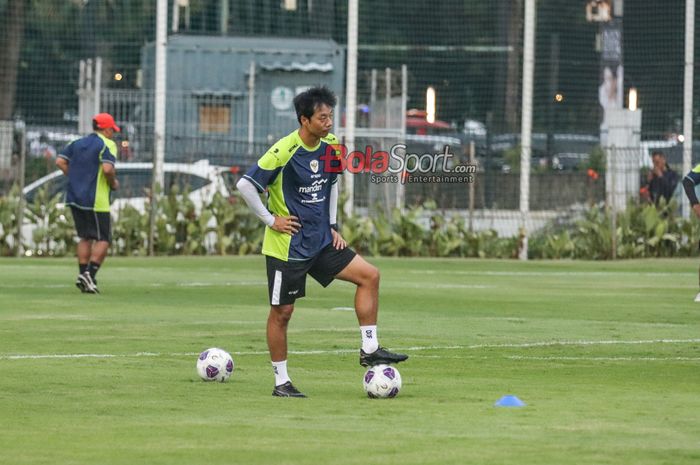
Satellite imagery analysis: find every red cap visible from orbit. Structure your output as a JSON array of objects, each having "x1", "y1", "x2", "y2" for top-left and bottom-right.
[{"x1": 93, "y1": 113, "x2": 120, "y2": 132}]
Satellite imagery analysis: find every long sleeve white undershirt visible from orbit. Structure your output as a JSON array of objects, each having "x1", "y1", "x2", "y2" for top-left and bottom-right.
[
  {"x1": 329, "y1": 181, "x2": 338, "y2": 225},
  {"x1": 236, "y1": 177, "x2": 340, "y2": 228},
  {"x1": 236, "y1": 177, "x2": 275, "y2": 227}
]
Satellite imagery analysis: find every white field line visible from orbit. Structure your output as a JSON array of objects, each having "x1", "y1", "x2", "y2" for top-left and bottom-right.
[
  {"x1": 0, "y1": 269, "x2": 692, "y2": 290},
  {"x1": 413, "y1": 354, "x2": 700, "y2": 362},
  {"x1": 175, "y1": 281, "x2": 267, "y2": 287},
  {"x1": 505, "y1": 355, "x2": 700, "y2": 361},
  {"x1": 454, "y1": 338, "x2": 700, "y2": 349},
  {"x1": 0, "y1": 284, "x2": 72, "y2": 288},
  {"x1": 0, "y1": 281, "x2": 267, "y2": 289},
  {"x1": 330, "y1": 307, "x2": 355, "y2": 312},
  {"x1": 407, "y1": 270, "x2": 696, "y2": 278},
  {"x1": 1, "y1": 338, "x2": 699, "y2": 361}
]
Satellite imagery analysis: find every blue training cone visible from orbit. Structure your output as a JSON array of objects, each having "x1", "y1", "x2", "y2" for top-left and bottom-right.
[{"x1": 495, "y1": 395, "x2": 526, "y2": 407}]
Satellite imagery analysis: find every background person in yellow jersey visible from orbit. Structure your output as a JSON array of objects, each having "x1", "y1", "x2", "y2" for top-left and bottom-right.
[
  {"x1": 236, "y1": 86, "x2": 407, "y2": 397},
  {"x1": 56, "y1": 113, "x2": 120, "y2": 294}
]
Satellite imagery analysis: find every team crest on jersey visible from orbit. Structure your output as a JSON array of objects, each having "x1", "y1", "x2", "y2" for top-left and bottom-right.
[{"x1": 310, "y1": 160, "x2": 319, "y2": 173}]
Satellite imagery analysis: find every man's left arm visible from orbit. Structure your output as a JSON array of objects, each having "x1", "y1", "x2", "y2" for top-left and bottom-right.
[
  {"x1": 101, "y1": 143, "x2": 119, "y2": 190},
  {"x1": 329, "y1": 180, "x2": 346, "y2": 249},
  {"x1": 102, "y1": 162, "x2": 119, "y2": 190}
]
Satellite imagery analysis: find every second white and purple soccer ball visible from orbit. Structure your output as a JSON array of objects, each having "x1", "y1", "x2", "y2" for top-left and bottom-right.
[
  {"x1": 196, "y1": 348, "x2": 234, "y2": 382},
  {"x1": 363, "y1": 364, "x2": 402, "y2": 398}
]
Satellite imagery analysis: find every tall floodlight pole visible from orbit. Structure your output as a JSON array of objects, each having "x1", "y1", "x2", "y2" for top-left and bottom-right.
[
  {"x1": 683, "y1": 0, "x2": 695, "y2": 218},
  {"x1": 94, "y1": 57, "x2": 102, "y2": 115},
  {"x1": 344, "y1": 0, "x2": 358, "y2": 217},
  {"x1": 149, "y1": 0, "x2": 167, "y2": 255},
  {"x1": 247, "y1": 61, "x2": 256, "y2": 157},
  {"x1": 519, "y1": 0, "x2": 536, "y2": 260}
]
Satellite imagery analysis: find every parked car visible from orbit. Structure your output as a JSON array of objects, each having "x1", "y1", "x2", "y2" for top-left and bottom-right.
[
  {"x1": 23, "y1": 159, "x2": 235, "y2": 213},
  {"x1": 20, "y1": 159, "x2": 237, "y2": 251},
  {"x1": 551, "y1": 152, "x2": 590, "y2": 171}
]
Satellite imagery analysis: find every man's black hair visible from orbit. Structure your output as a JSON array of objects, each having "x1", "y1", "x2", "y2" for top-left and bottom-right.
[
  {"x1": 92, "y1": 120, "x2": 99, "y2": 131},
  {"x1": 293, "y1": 86, "x2": 337, "y2": 124}
]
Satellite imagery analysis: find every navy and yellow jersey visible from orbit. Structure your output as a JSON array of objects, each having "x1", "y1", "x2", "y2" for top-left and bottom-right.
[
  {"x1": 58, "y1": 133, "x2": 117, "y2": 212},
  {"x1": 683, "y1": 164, "x2": 700, "y2": 205},
  {"x1": 243, "y1": 130, "x2": 340, "y2": 261}
]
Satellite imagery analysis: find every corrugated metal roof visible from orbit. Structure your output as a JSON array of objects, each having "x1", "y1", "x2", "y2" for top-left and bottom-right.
[
  {"x1": 166, "y1": 35, "x2": 343, "y2": 56},
  {"x1": 259, "y1": 61, "x2": 333, "y2": 72},
  {"x1": 191, "y1": 89, "x2": 245, "y2": 98}
]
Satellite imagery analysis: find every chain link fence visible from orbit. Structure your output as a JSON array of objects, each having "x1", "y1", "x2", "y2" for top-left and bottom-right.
[{"x1": 1, "y1": 0, "x2": 699, "y2": 256}]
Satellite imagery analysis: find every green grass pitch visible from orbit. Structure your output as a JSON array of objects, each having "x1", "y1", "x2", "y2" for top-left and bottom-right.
[{"x1": 1, "y1": 256, "x2": 699, "y2": 465}]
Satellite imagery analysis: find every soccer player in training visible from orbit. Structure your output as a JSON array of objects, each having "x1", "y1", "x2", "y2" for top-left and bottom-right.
[
  {"x1": 236, "y1": 86, "x2": 408, "y2": 397},
  {"x1": 56, "y1": 113, "x2": 120, "y2": 294},
  {"x1": 682, "y1": 164, "x2": 700, "y2": 302}
]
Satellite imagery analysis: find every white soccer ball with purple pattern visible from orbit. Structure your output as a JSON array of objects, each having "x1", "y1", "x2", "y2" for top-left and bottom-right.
[
  {"x1": 363, "y1": 364, "x2": 402, "y2": 398},
  {"x1": 196, "y1": 348, "x2": 234, "y2": 382}
]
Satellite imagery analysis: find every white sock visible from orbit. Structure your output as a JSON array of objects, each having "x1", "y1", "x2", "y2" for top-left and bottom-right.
[
  {"x1": 271, "y1": 360, "x2": 290, "y2": 386},
  {"x1": 360, "y1": 325, "x2": 379, "y2": 353}
]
